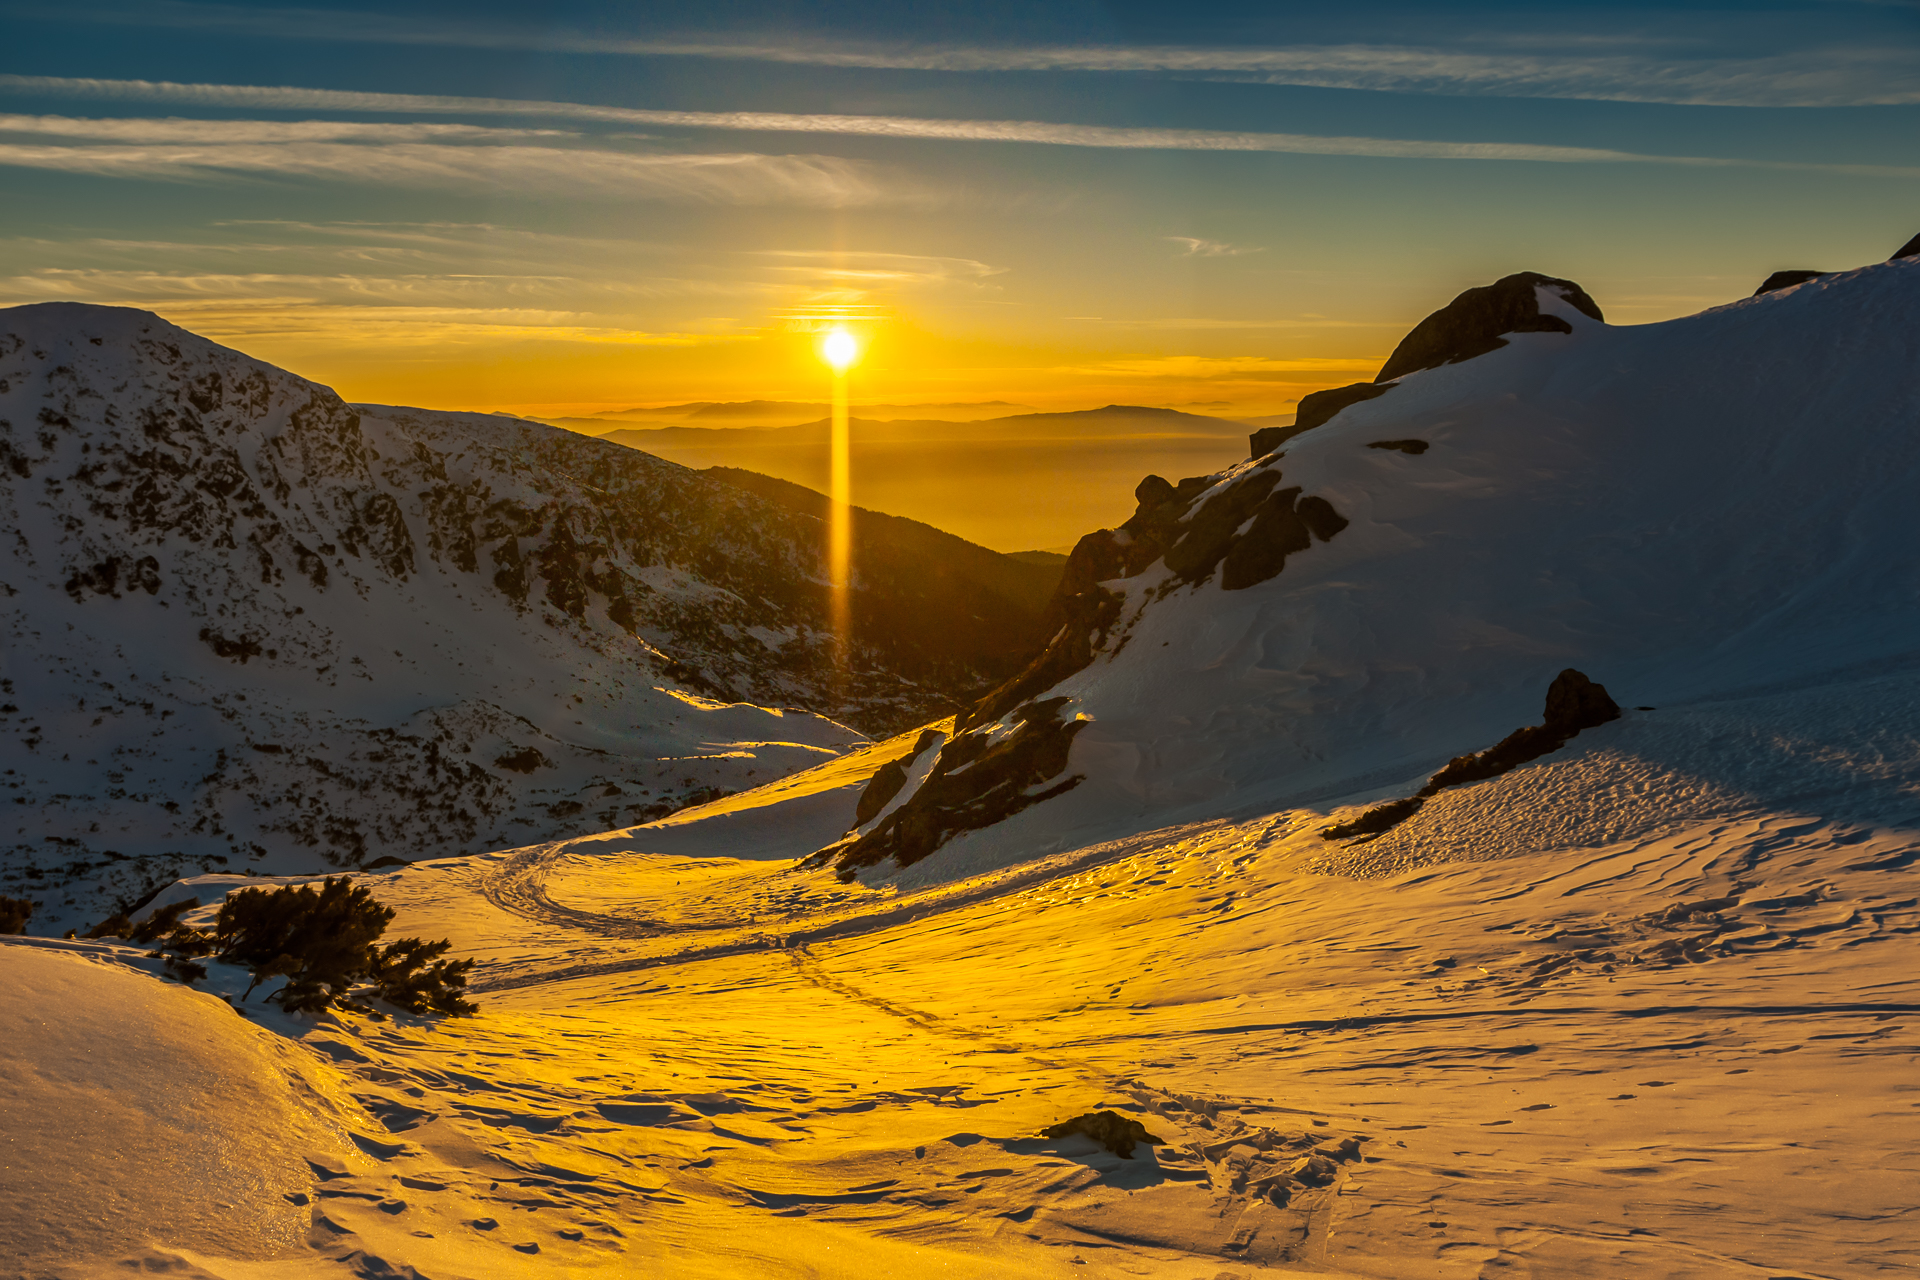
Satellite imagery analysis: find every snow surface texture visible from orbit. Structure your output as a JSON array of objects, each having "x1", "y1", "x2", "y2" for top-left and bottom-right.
[
  {"x1": 858, "y1": 258, "x2": 1920, "y2": 887},
  {"x1": 0, "y1": 302, "x2": 1049, "y2": 931},
  {"x1": 15, "y1": 657, "x2": 1914, "y2": 1277},
  {"x1": 0, "y1": 946, "x2": 366, "y2": 1273}
]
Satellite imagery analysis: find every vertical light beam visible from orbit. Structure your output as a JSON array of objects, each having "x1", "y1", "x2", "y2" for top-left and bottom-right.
[{"x1": 822, "y1": 327, "x2": 859, "y2": 669}]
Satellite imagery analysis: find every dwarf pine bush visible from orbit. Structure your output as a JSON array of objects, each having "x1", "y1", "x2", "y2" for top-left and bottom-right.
[
  {"x1": 83, "y1": 876, "x2": 476, "y2": 1016},
  {"x1": 0, "y1": 894, "x2": 33, "y2": 934}
]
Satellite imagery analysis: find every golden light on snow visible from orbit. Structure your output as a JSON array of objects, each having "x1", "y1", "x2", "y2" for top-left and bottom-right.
[{"x1": 821, "y1": 327, "x2": 860, "y2": 664}]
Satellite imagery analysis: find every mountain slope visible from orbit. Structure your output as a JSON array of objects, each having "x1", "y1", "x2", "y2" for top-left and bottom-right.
[
  {"x1": 811, "y1": 255, "x2": 1920, "y2": 884},
  {"x1": 0, "y1": 303, "x2": 1041, "y2": 930}
]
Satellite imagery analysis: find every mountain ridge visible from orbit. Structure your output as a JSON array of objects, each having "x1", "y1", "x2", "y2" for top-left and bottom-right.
[{"x1": 0, "y1": 303, "x2": 1053, "y2": 930}]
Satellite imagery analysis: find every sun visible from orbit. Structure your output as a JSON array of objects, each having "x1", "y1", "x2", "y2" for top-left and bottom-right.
[{"x1": 821, "y1": 327, "x2": 859, "y2": 373}]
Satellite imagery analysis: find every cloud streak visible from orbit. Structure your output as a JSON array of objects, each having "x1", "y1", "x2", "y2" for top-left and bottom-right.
[
  {"x1": 1168, "y1": 237, "x2": 1263, "y2": 257},
  {"x1": 0, "y1": 115, "x2": 888, "y2": 204},
  {"x1": 4, "y1": 79, "x2": 1915, "y2": 178},
  {"x1": 21, "y1": 4, "x2": 1920, "y2": 107}
]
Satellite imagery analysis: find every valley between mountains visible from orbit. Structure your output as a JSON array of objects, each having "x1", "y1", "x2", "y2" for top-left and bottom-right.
[{"x1": 4, "y1": 247, "x2": 1920, "y2": 1279}]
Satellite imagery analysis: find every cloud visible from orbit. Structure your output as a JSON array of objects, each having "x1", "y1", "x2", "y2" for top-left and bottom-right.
[
  {"x1": 1167, "y1": 237, "x2": 1263, "y2": 257},
  {"x1": 0, "y1": 114, "x2": 565, "y2": 143},
  {"x1": 0, "y1": 123, "x2": 889, "y2": 205},
  {"x1": 13, "y1": 5, "x2": 1919, "y2": 107},
  {"x1": 750, "y1": 249, "x2": 1006, "y2": 288},
  {"x1": 5, "y1": 78, "x2": 1917, "y2": 179}
]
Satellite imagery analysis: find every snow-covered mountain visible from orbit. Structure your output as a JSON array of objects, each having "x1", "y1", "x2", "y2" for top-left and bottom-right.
[
  {"x1": 814, "y1": 249, "x2": 1920, "y2": 885},
  {"x1": 0, "y1": 303, "x2": 1048, "y2": 930}
]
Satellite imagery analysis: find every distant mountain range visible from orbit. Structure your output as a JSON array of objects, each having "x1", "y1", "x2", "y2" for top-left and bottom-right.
[
  {"x1": 593, "y1": 407, "x2": 1255, "y2": 551},
  {"x1": 597, "y1": 403, "x2": 1248, "y2": 450},
  {"x1": 0, "y1": 304, "x2": 1058, "y2": 930},
  {"x1": 547, "y1": 399, "x2": 1041, "y2": 431}
]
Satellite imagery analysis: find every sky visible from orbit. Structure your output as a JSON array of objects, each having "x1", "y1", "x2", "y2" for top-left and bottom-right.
[{"x1": 2, "y1": 1, "x2": 1917, "y2": 419}]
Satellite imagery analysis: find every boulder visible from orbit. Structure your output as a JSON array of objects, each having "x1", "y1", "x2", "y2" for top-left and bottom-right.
[
  {"x1": 1376, "y1": 272, "x2": 1604, "y2": 383},
  {"x1": 1250, "y1": 381, "x2": 1397, "y2": 458},
  {"x1": 1041, "y1": 1109, "x2": 1166, "y2": 1159},
  {"x1": 1754, "y1": 270, "x2": 1829, "y2": 296},
  {"x1": 1320, "y1": 669, "x2": 1620, "y2": 842}
]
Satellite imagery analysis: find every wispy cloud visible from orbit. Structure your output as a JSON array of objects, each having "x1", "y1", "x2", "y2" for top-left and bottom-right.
[
  {"x1": 1167, "y1": 237, "x2": 1263, "y2": 257},
  {"x1": 5, "y1": 78, "x2": 1915, "y2": 177},
  {"x1": 0, "y1": 115, "x2": 890, "y2": 204},
  {"x1": 0, "y1": 114, "x2": 565, "y2": 143},
  {"x1": 13, "y1": 3, "x2": 1918, "y2": 107},
  {"x1": 751, "y1": 249, "x2": 1006, "y2": 288}
]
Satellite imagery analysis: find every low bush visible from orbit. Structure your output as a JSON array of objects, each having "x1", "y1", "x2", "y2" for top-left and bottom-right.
[
  {"x1": 0, "y1": 894, "x2": 33, "y2": 934},
  {"x1": 83, "y1": 876, "x2": 476, "y2": 1017}
]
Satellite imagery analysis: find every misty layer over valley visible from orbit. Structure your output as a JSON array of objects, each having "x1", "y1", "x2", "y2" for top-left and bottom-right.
[{"x1": 4, "y1": 244, "x2": 1920, "y2": 1280}]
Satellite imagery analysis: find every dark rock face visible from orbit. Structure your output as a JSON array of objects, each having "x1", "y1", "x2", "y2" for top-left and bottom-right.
[
  {"x1": 1249, "y1": 271, "x2": 1599, "y2": 458},
  {"x1": 1320, "y1": 669, "x2": 1622, "y2": 841},
  {"x1": 1367, "y1": 439, "x2": 1429, "y2": 455},
  {"x1": 1041, "y1": 1110, "x2": 1165, "y2": 1159},
  {"x1": 1893, "y1": 232, "x2": 1920, "y2": 260},
  {"x1": 853, "y1": 759, "x2": 910, "y2": 827},
  {"x1": 851, "y1": 726, "x2": 944, "y2": 827},
  {"x1": 1754, "y1": 270, "x2": 1829, "y2": 296},
  {"x1": 815, "y1": 461, "x2": 1354, "y2": 876},
  {"x1": 813, "y1": 697, "x2": 1089, "y2": 876},
  {"x1": 1250, "y1": 383, "x2": 1400, "y2": 459},
  {"x1": 1376, "y1": 272, "x2": 1603, "y2": 384}
]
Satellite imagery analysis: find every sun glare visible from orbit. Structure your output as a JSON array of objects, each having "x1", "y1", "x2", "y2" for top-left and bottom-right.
[{"x1": 822, "y1": 327, "x2": 859, "y2": 372}]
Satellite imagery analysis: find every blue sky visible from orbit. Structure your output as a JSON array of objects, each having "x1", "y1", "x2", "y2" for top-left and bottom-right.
[{"x1": 2, "y1": 0, "x2": 1915, "y2": 414}]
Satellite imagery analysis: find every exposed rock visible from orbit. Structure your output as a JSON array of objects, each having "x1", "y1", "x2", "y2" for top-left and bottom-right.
[
  {"x1": 1134, "y1": 474, "x2": 1177, "y2": 508},
  {"x1": 1367, "y1": 439, "x2": 1429, "y2": 455},
  {"x1": 1250, "y1": 271, "x2": 1598, "y2": 459},
  {"x1": 1376, "y1": 272, "x2": 1604, "y2": 383},
  {"x1": 853, "y1": 759, "x2": 910, "y2": 827},
  {"x1": 1893, "y1": 232, "x2": 1920, "y2": 260},
  {"x1": 1248, "y1": 422, "x2": 1308, "y2": 459},
  {"x1": 1320, "y1": 669, "x2": 1621, "y2": 842},
  {"x1": 1541, "y1": 667, "x2": 1622, "y2": 734},
  {"x1": 1250, "y1": 382, "x2": 1400, "y2": 459},
  {"x1": 1754, "y1": 270, "x2": 1830, "y2": 296},
  {"x1": 814, "y1": 696, "x2": 1089, "y2": 876},
  {"x1": 1041, "y1": 1110, "x2": 1165, "y2": 1159},
  {"x1": 814, "y1": 461, "x2": 1353, "y2": 873},
  {"x1": 1319, "y1": 796, "x2": 1424, "y2": 841},
  {"x1": 1163, "y1": 471, "x2": 1286, "y2": 583}
]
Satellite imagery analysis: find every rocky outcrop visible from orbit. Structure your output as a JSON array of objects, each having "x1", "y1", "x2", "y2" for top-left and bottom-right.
[
  {"x1": 1250, "y1": 382, "x2": 1399, "y2": 458},
  {"x1": 1754, "y1": 270, "x2": 1829, "y2": 296},
  {"x1": 812, "y1": 463, "x2": 1354, "y2": 876},
  {"x1": 1366, "y1": 439, "x2": 1429, "y2": 455},
  {"x1": 1892, "y1": 232, "x2": 1920, "y2": 260},
  {"x1": 810, "y1": 696, "x2": 1089, "y2": 877},
  {"x1": 1040, "y1": 1110, "x2": 1165, "y2": 1159},
  {"x1": 850, "y1": 727, "x2": 944, "y2": 826},
  {"x1": 1250, "y1": 271, "x2": 1601, "y2": 458},
  {"x1": 1321, "y1": 669, "x2": 1622, "y2": 841},
  {"x1": 1376, "y1": 272, "x2": 1603, "y2": 383}
]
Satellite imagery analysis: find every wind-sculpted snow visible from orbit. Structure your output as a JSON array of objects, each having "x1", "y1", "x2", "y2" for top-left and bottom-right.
[
  {"x1": 0, "y1": 303, "x2": 1038, "y2": 931},
  {"x1": 820, "y1": 257, "x2": 1920, "y2": 885}
]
